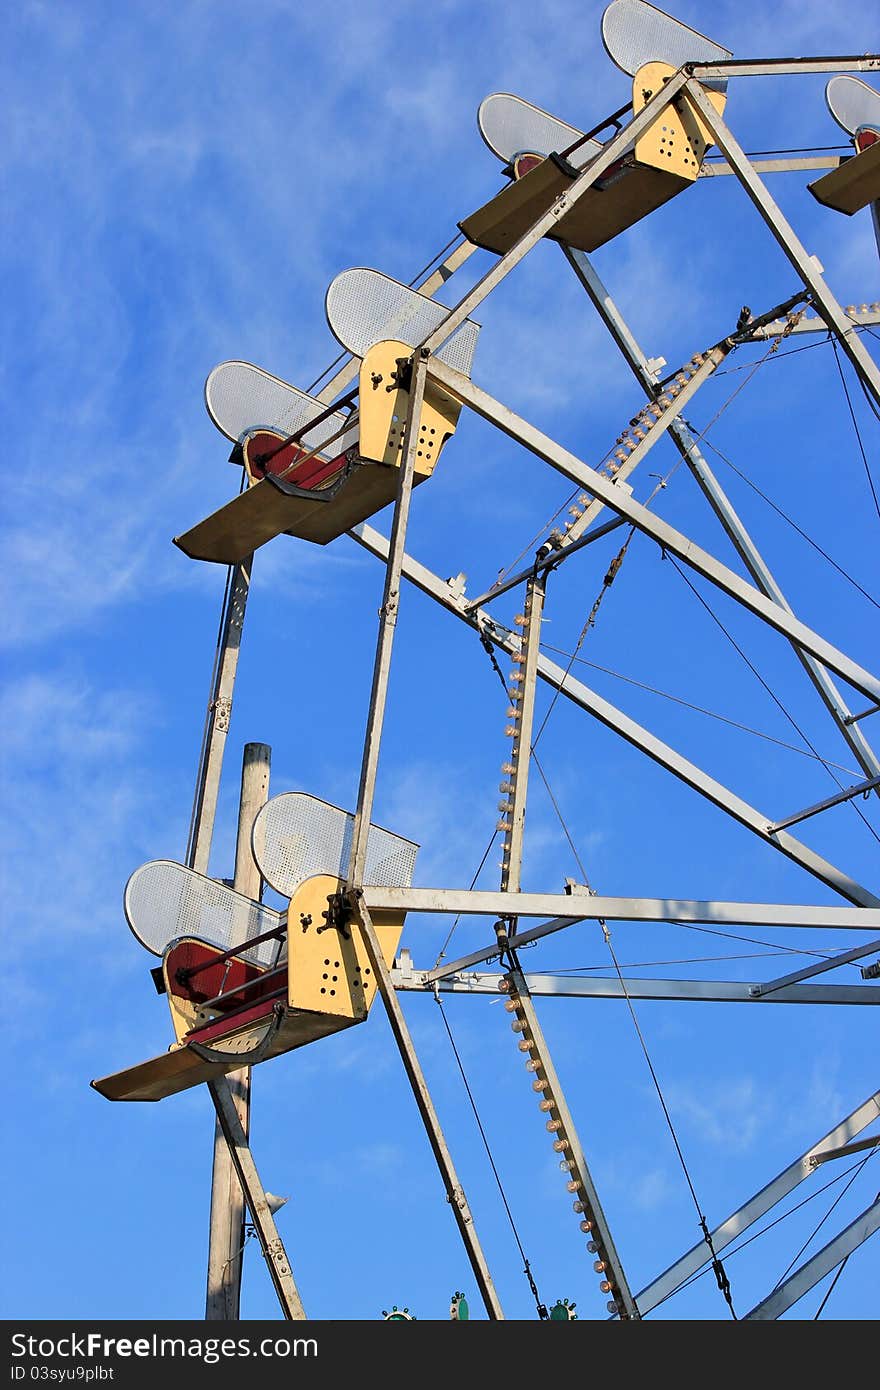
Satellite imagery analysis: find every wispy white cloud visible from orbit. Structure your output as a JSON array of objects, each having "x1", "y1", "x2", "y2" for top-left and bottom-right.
[{"x1": 665, "y1": 1074, "x2": 774, "y2": 1153}]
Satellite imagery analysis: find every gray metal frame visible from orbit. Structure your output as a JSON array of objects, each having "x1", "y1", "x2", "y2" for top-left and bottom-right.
[{"x1": 179, "y1": 54, "x2": 880, "y2": 1321}]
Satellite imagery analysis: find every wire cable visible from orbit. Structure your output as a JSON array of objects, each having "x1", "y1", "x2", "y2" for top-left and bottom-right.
[
  {"x1": 434, "y1": 993, "x2": 548, "y2": 1318},
  {"x1": 771, "y1": 1150, "x2": 876, "y2": 1292},
  {"x1": 830, "y1": 336, "x2": 880, "y2": 522},
  {"x1": 539, "y1": 644, "x2": 862, "y2": 774},
  {"x1": 700, "y1": 439, "x2": 880, "y2": 611},
  {"x1": 651, "y1": 1150, "x2": 876, "y2": 1310}
]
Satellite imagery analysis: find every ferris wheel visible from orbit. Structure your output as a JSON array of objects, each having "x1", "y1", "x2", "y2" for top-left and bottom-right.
[{"x1": 93, "y1": 0, "x2": 880, "y2": 1321}]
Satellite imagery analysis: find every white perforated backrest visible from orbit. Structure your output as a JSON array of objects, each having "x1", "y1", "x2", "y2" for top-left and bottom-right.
[
  {"x1": 205, "y1": 360, "x2": 358, "y2": 454},
  {"x1": 253, "y1": 791, "x2": 419, "y2": 899},
  {"x1": 124, "y1": 860, "x2": 284, "y2": 965},
  {"x1": 325, "y1": 269, "x2": 480, "y2": 376},
  {"x1": 477, "y1": 93, "x2": 602, "y2": 168},
  {"x1": 825, "y1": 75, "x2": 880, "y2": 137},
  {"x1": 602, "y1": 0, "x2": 730, "y2": 80}
]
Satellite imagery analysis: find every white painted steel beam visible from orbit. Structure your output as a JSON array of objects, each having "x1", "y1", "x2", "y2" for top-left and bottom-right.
[
  {"x1": 689, "y1": 58, "x2": 880, "y2": 79},
  {"x1": 390, "y1": 966, "x2": 880, "y2": 1006},
  {"x1": 354, "y1": 898, "x2": 505, "y2": 1319},
  {"x1": 743, "y1": 1198, "x2": 880, "y2": 1319},
  {"x1": 748, "y1": 936, "x2": 880, "y2": 997},
  {"x1": 364, "y1": 886, "x2": 880, "y2": 929}
]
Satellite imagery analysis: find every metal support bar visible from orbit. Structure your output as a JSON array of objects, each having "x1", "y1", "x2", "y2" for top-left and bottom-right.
[
  {"x1": 350, "y1": 522, "x2": 880, "y2": 907},
  {"x1": 810, "y1": 1135, "x2": 880, "y2": 1167},
  {"x1": 688, "y1": 57, "x2": 880, "y2": 78},
  {"x1": 469, "y1": 517, "x2": 628, "y2": 612},
  {"x1": 188, "y1": 561, "x2": 251, "y2": 875},
  {"x1": 682, "y1": 78, "x2": 880, "y2": 407},
  {"x1": 748, "y1": 935, "x2": 880, "y2": 998},
  {"x1": 391, "y1": 965, "x2": 879, "y2": 1006},
  {"x1": 208, "y1": 1077, "x2": 306, "y2": 1320},
  {"x1": 562, "y1": 247, "x2": 880, "y2": 792},
  {"x1": 364, "y1": 886, "x2": 880, "y2": 930},
  {"x1": 347, "y1": 357, "x2": 428, "y2": 886},
  {"x1": 769, "y1": 776, "x2": 880, "y2": 832},
  {"x1": 845, "y1": 705, "x2": 880, "y2": 726},
  {"x1": 701, "y1": 155, "x2": 842, "y2": 177},
  {"x1": 423, "y1": 357, "x2": 880, "y2": 707},
  {"x1": 743, "y1": 1197, "x2": 880, "y2": 1320},
  {"x1": 351, "y1": 894, "x2": 504, "y2": 1319},
  {"x1": 637, "y1": 1090, "x2": 880, "y2": 1314}
]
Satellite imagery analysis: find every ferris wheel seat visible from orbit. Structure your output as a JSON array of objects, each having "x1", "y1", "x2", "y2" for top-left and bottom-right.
[
  {"x1": 461, "y1": 62, "x2": 726, "y2": 255},
  {"x1": 808, "y1": 135, "x2": 880, "y2": 216},
  {"x1": 93, "y1": 873, "x2": 408, "y2": 1102},
  {"x1": 174, "y1": 337, "x2": 466, "y2": 564}
]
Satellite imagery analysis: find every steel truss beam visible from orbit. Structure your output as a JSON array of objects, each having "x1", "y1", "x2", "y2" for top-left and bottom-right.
[
  {"x1": 363, "y1": 887, "x2": 880, "y2": 930},
  {"x1": 423, "y1": 357, "x2": 880, "y2": 707},
  {"x1": 637, "y1": 1090, "x2": 880, "y2": 1314},
  {"x1": 391, "y1": 963, "x2": 879, "y2": 1006},
  {"x1": 561, "y1": 248, "x2": 880, "y2": 793},
  {"x1": 398, "y1": 912, "x2": 879, "y2": 988},
  {"x1": 353, "y1": 896, "x2": 504, "y2": 1318},
  {"x1": 208, "y1": 1078, "x2": 306, "y2": 1319},
  {"x1": 688, "y1": 57, "x2": 880, "y2": 79},
  {"x1": 748, "y1": 935, "x2": 880, "y2": 998},
  {"x1": 683, "y1": 78, "x2": 880, "y2": 407},
  {"x1": 743, "y1": 1197, "x2": 880, "y2": 1319},
  {"x1": 340, "y1": 360, "x2": 504, "y2": 1318},
  {"x1": 350, "y1": 523, "x2": 879, "y2": 907}
]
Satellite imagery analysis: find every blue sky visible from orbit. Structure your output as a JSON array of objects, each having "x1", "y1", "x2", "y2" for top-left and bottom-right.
[{"x1": 2, "y1": 0, "x2": 878, "y2": 1322}]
